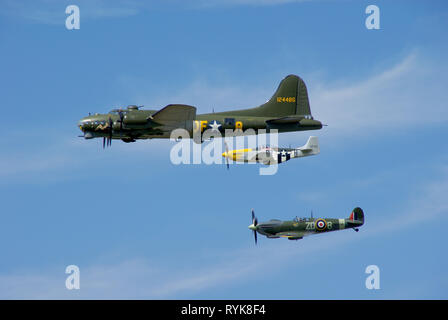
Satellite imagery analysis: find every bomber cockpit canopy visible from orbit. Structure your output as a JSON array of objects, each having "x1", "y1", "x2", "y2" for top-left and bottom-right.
[
  {"x1": 109, "y1": 108, "x2": 124, "y2": 114},
  {"x1": 109, "y1": 105, "x2": 141, "y2": 114}
]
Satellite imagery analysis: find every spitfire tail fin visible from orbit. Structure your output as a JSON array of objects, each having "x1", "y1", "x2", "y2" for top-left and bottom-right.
[{"x1": 349, "y1": 207, "x2": 365, "y2": 226}]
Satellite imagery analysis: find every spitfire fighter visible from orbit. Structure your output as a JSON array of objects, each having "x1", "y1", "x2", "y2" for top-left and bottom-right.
[
  {"x1": 249, "y1": 207, "x2": 365, "y2": 243},
  {"x1": 77, "y1": 75, "x2": 323, "y2": 147},
  {"x1": 222, "y1": 136, "x2": 319, "y2": 166}
]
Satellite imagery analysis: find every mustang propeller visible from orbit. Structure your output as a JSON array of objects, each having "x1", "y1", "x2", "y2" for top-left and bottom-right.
[
  {"x1": 249, "y1": 208, "x2": 258, "y2": 245},
  {"x1": 224, "y1": 141, "x2": 230, "y2": 170}
]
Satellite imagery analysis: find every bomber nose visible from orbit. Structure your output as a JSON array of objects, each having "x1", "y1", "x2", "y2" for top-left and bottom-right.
[{"x1": 78, "y1": 117, "x2": 91, "y2": 131}]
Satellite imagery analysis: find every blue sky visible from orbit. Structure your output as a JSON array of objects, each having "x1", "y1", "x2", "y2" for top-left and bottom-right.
[{"x1": 0, "y1": 0, "x2": 447, "y2": 299}]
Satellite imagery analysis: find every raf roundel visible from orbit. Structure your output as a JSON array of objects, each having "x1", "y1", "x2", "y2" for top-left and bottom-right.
[{"x1": 315, "y1": 218, "x2": 327, "y2": 231}]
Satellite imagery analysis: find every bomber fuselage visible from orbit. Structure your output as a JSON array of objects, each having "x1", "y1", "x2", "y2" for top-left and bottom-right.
[
  {"x1": 78, "y1": 108, "x2": 323, "y2": 141},
  {"x1": 78, "y1": 75, "x2": 323, "y2": 144}
]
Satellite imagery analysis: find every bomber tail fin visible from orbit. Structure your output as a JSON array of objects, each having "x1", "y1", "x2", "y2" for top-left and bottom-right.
[
  {"x1": 219, "y1": 75, "x2": 315, "y2": 118},
  {"x1": 256, "y1": 74, "x2": 312, "y2": 118}
]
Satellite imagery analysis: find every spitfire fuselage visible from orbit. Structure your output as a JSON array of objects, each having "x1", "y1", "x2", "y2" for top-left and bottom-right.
[
  {"x1": 249, "y1": 207, "x2": 365, "y2": 241},
  {"x1": 252, "y1": 217, "x2": 362, "y2": 240}
]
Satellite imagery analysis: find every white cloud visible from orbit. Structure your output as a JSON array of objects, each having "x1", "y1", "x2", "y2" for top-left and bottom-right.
[
  {"x1": 1, "y1": 0, "x2": 142, "y2": 25},
  {"x1": 0, "y1": 251, "x2": 268, "y2": 299},
  {"x1": 196, "y1": 0, "x2": 310, "y2": 8},
  {"x1": 368, "y1": 165, "x2": 448, "y2": 234},
  {"x1": 310, "y1": 52, "x2": 448, "y2": 136},
  {"x1": 134, "y1": 51, "x2": 448, "y2": 140},
  {"x1": 0, "y1": 129, "x2": 172, "y2": 183},
  {"x1": 1, "y1": 0, "x2": 311, "y2": 25},
  {"x1": 2, "y1": 165, "x2": 447, "y2": 298},
  {"x1": 1, "y1": 51, "x2": 447, "y2": 298}
]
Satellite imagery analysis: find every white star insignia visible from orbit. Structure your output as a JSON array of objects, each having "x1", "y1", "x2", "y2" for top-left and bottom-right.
[{"x1": 209, "y1": 120, "x2": 222, "y2": 131}]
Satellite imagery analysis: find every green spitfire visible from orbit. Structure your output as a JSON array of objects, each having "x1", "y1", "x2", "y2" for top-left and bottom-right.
[
  {"x1": 249, "y1": 207, "x2": 365, "y2": 243},
  {"x1": 77, "y1": 75, "x2": 323, "y2": 147}
]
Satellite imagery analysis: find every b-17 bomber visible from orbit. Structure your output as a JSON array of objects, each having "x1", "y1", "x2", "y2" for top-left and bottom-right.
[
  {"x1": 249, "y1": 207, "x2": 365, "y2": 243},
  {"x1": 77, "y1": 75, "x2": 323, "y2": 147},
  {"x1": 222, "y1": 136, "x2": 319, "y2": 166}
]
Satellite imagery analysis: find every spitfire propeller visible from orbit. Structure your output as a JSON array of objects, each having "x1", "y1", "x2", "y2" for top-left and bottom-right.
[{"x1": 249, "y1": 208, "x2": 258, "y2": 245}]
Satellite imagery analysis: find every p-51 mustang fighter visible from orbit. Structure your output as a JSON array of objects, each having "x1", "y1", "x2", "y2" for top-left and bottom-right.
[
  {"x1": 249, "y1": 207, "x2": 365, "y2": 243},
  {"x1": 77, "y1": 75, "x2": 323, "y2": 147},
  {"x1": 222, "y1": 136, "x2": 319, "y2": 166}
]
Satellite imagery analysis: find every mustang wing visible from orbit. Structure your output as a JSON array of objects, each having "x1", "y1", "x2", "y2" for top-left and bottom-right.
[{"x1": 251, "y1": 149, "x2": 276, "y2": 164}]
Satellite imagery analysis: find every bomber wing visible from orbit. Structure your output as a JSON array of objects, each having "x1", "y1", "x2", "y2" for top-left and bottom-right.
[
  {"x1": 121, "y1": 104, "x2": 196, "y2": 131},
  {"x1": 149, "y1": 104, "x2": 196, "y2": 125}
]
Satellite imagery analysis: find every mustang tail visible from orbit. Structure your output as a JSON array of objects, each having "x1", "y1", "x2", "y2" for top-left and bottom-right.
[{"x1": 298, "y1": 136, "x2": 320, "y2": 155}]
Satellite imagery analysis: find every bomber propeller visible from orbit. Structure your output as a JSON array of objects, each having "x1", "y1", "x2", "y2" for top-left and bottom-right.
[
  {"x1": 117, "y1": 110, "x2": 124, "y2": 136},
  {"x1": 102, "y1": 116, "x2": 114, "y2": 148},
  {"x1": 101, "y1": 110, "x2": 126, "y2": 148}
]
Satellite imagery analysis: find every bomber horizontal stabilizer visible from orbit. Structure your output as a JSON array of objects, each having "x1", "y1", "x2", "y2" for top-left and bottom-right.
[{"x1": 266, "y1": 115, "x2": 303, "y2": 124}]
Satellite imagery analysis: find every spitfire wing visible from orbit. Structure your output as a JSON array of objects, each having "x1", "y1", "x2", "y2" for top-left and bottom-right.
[{"x1": 275, "y1": 231, "x2": 305, "y2": 240}]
